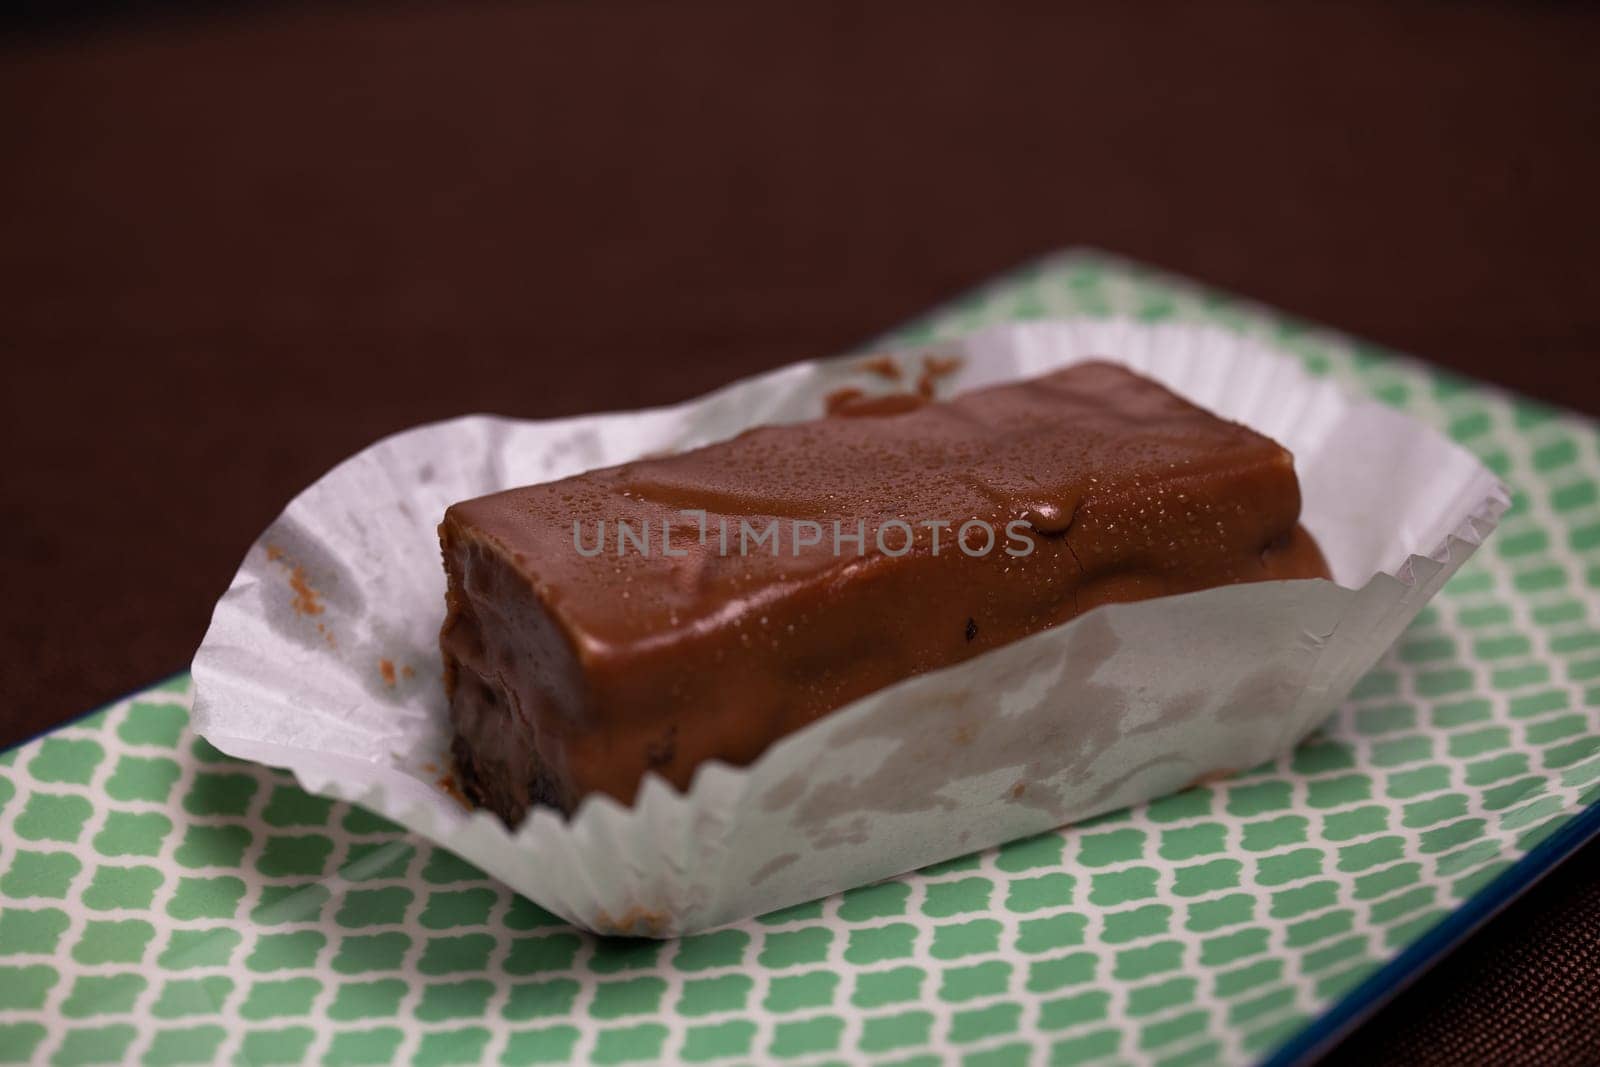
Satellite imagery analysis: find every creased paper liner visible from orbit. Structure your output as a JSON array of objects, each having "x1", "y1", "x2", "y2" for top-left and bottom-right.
[{"x1": 191, "y1": 321, "x2": 1508, "y2": 936}]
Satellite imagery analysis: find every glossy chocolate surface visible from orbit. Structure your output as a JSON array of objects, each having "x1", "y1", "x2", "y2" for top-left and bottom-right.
[{"x1": 440, "y1": 361, "x2": 1331, "y2": 820}]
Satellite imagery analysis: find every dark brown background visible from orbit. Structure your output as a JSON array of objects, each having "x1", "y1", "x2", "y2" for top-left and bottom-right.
[{"x1": 3, "y1": 2, "x2": 1597, "y2": 1063}]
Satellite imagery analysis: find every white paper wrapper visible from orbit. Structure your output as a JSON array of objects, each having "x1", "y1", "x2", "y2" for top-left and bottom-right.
[{"x1": 191, "y1": 321, "x2": 1507, "y2": 936}]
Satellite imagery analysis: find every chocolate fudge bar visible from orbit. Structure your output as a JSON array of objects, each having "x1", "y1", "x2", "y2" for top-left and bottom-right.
[{"x1": 439, "y1": 362, "x2": 1331, "y2": 821}]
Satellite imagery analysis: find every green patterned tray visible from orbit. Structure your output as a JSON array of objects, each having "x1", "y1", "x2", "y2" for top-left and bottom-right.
[{"x1": 3, "y1": 251, "x2": 1598, "y2": 1066}]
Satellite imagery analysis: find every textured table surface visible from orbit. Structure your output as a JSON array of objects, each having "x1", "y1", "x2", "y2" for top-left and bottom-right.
[{"x1": 3, "y1": 3, "x2": 1598, "y2": 1063}]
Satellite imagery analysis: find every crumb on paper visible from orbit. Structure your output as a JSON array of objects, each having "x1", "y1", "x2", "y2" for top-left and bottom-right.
[
  {"x1": 437, "y1": 773, "x2": 471, "y2": 810},
  {"x1": 1009, "y1": 780, "x2": 1027, "y2": 799},
  {"x1": 915, "y1": 353, "x2": 964, "y2": 399},
  {"x1": 379, "y1": 659, "x2": 397, "y2": 687},
  {"x1": 288, "y1": 567, "x2": 324, "y2": 616},
  {"x1": 856, "y1": 354, "x2": 903, "y2": 381},
  {"x1": 401, "y1": 665, "x2": 415, "y2": 679},
  {"x1": 825, "y1": 391, "x2": 929, "y2": 417},
  {"x1": 825, "y1": 386, "x2": 865, "y2": 415},
  {"x1": 264, "y1": 543, "x2": 332, "y2": 641},
  {"x1": 592, "y1": 906, "x2": 671, "y2": 938},
  {"x1": 264, "y1": 544, "x2": 326, "y2": 616},
  {"x1": 832, "y1": 352, "x2": 963, "y2": 412}
]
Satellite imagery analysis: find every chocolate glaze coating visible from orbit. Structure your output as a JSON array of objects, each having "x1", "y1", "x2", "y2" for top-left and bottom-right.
[{"x1": 440, "y1": 361, "x2": 1331, "y2": 821}]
